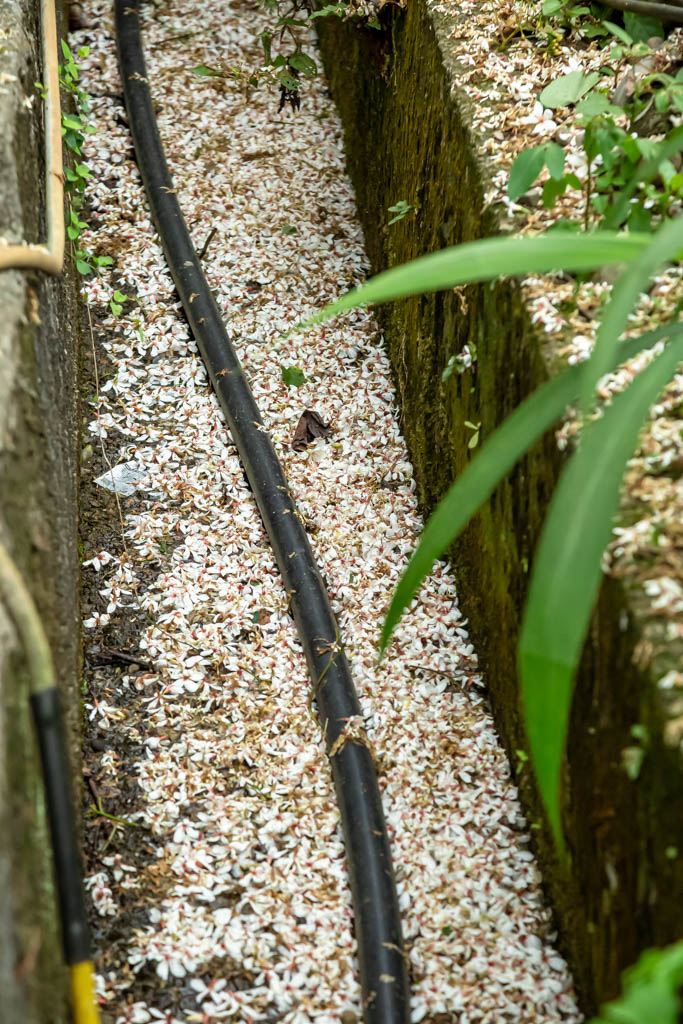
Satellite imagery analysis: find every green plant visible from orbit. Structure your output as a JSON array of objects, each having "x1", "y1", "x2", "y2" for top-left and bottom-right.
[
  {"x1": 281, "y1": 365, "x2": 306, "y2": 387},
  {"x1": 442, "y1": 342, "x2": 477, "y2": 381},
  {"x1": 464, "y1": 420, "x2": 481, "y2": 449},
  {"x1": 255, "y1": 0, "x2": 329, "y2": 107},
  {"x1": 590, "y1": 942, "x2": 683, "y2": 1024},
  {"x1": 508, "y1": 16, "x2": 683, "y2": 231},
  {"x1": 387, "y1": 200, "x2": 415, "y2": 225},
  {"x1": 45, "y1": 40, "x2": 113, "y2": 275},
  {"x1": 73, "y1": 250, "x2": 112, "y2": 277},
  {"x1": 295, "y1": 220, "x2": 683, "y2": 849},
  {"x1": 109, "y1": 290, "x2": 129, "y2": 317}
]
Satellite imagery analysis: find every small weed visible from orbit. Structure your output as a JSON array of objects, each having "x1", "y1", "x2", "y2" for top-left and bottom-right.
[
  {"x1": 40, "y1": 41, "x2": 114, "y2": 275},
  {"x1": 387, "y1": 200, "x2": 414, "y2": 225},
  {"x1": 281, "y1": 365, "x2": 306, "y2": 387},
  {"x1": 465, "y1": 420, "x2": 481, "y2": 449},
  {"x1": 442, "y1": 343, "x2": 477, "y2": 381},
  {"x1": 109, "y1": 290, "x2": 129, "y2": 317}
]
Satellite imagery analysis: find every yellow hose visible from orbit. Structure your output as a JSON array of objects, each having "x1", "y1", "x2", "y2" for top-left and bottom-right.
[
  {"x1": 70, "y1": 961, "x2": 100, "y2": 1024},
  {"x1": 0, "y1": 0, "x2": 64, "y2": 273}
]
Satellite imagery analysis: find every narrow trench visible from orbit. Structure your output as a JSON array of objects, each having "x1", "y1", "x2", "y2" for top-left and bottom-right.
[{"x1": 76, "y1": 0, "x2": 581, "y2": 1021}]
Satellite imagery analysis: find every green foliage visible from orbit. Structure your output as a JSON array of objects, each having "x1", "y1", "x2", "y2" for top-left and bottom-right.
[
  {"x1": 590, "y1": 942, "x2": 683, "y2": 1024},
  {"x1": 464, "y1": 420, "x2": 481, "y2": 449},
  {"x1": 623, "y1": 10, "x2": 664, "y2": 44},
  {"x1": 294, "y1": 232, "x2": 650, "y2": 327},
  {"x1": 387, "y1": 199, "x2": 415, "y2": 225},
  {"x1": 442, "y1": 342, "x2": 477, "y2": 380},
  {"x1": 508, "y1": 142, "x2": 565, "y2": 202},
  {"x1": 296, "y1": 216, "x2": 683, "y2": 847},
  {"x1": 281, "y1": 365, "x2": 306, "y2": 387},
  {"x1": 507, "y1": 13, "x2": 683, "y2": 230},
  {"x1": 47, "y1": 40, "x2": 113, "y2": 276},
  {"x1": 539, "y1": 68, "x2": 600, "y2": 108},
  {"x1": 109, "y1": 291, "x2": 129, "y2": 317},
  {"x1": 191, "y1": 64, "x2": 224, "y2": 77}
]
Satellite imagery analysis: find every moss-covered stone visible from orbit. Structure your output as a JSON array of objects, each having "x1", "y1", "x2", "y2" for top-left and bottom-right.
[
  {"x1": 317, "y1": 2, "x2": 682, "y2": 1012},
  {"x1": 0, "y1": 2, "x2": 81, "y2": 1020}
]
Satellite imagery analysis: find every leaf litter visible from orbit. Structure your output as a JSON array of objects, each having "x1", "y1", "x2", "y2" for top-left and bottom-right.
[{"x1": 74, "y1": 0, "x2": 581, "y2": 1022}]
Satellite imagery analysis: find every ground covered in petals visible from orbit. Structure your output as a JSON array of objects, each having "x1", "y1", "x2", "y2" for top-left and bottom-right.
[{"x1": 75, "y1": 1, "x2": 580, "y2": 1021}]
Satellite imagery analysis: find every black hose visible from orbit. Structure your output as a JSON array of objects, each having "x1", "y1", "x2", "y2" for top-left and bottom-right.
[
  {"x1": 114, "y1": 3, "x2": 410, "y2": 1019},
  {"x1": 31, "y1": 688, "x2": 92, "y2": 967}
]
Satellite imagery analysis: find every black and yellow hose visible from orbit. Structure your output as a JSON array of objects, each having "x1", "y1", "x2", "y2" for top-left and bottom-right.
[{"x1": 0, "y1": 543, "x2": 99, "y2": 1024}]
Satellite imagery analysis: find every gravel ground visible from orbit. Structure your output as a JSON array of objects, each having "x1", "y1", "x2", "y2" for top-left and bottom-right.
[{"x1": 75, "y1": 1, "x2": 581, "y2": 1021}]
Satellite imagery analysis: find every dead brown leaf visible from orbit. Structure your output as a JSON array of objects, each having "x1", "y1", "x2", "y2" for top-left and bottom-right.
[{"x1": 291, "y1": 409, "x2": 331, "y2": 451}]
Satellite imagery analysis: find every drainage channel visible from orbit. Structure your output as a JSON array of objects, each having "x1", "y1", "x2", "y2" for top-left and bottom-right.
[
  {"x1": 75, "y1": 0, "x2": 580, "y2": 1021},
  {"x1": 114, "y1": 0, "x2": 408, "y2": 1019}
]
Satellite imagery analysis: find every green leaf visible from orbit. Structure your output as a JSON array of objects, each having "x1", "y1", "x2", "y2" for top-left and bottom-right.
[
  {"x1": 62, "y1": 114, "x2": 84, "y2": 130},
  {"x1": 541, "y1": 0, "x2": 566, "y2": 14},
  {"x1": 544, "y1": 142, "x2": 565, "y2": 180},
  {"x1": 280, "y1": 223, "x2": 298, "y2": 235},
  {"x1": 576, "y1": 92, "x2": 620, "y2": 117},
  {"x1": 94, "y1": 255, "x2": 113, "y2": 267},
  {"x1": 310, "y1": 3, "x2": 348, "y2": 17},
  {"x1": 113, "y1": 290, "x2": 128, "y2": 303},
  {"x1": 293, "y1": 232, "x2": 650, "y2": 334},
  {"x1": 542, "y1": 176, "x2": 567, "y2": 208},
  {"x1": 60, "y1": 39, "x2": 73, "y2": 61},
  {"x1": 603, "y1": 20, "x2": 633, "y2": 45},
  {"x1": 191, "y1": 64, "x2": 223, "y2": 77},
  {"x1": 281, "y1": 365, "x2": 306, "y2": 387},
  {"x1": 75, "y1": 260, "x2": 92, "y2": 275},
  {"x1": 276, "y1": 15, "x2": 307, "y2": 26},
  {"x1": 110, "y1": 302, "x2": 123, "y2": 317},
  {"x1": 277, "y1": 71, "x2": 299, "y2": 91},
  {"x1": 605, "y1": 125, "x2": 683, "y2": 229},
  {"x1": 580, "y1": 210, "x2": 683, "y2": 416},
  {"x1": 289, "y1": 51, "x2": 317, "y2": 75},
  {"x1": 624, "y1": 11, "x2": 663, "y2": 43},
  {"x1": 260, "y1": 30, "x2": 272, "y2": 64},
  {"x1": 63, "y1": 131, "x2": 82, "y2": 154},
  {"x1": 591, "y1": 943, "x2": 683, "y2": 1024},
  {"x1": 508, "y1": 146, "x2": 547, "y2": 202},
  {"x1": 75, "y1": 162, "x2": 91, "y2": 178},
  {"x1": 67, "y1": 225, "x2": 80, "y2": 241},
  {"x1": 387, "y1": 199, "x2": 414, "y2": 224},
  {"x1": 539, "y1": 70, "x2": 601, "y2": 109},
  {"x1": 521, "y1": 338, "x2": 683, "y2": 846},
  {"x1": 379, "y1": 319, "x2": 682, "y2": 654}
]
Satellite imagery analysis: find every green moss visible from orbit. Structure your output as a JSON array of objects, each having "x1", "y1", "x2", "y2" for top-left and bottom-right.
[{"x1": 317, "y1": 2, "x2": 683, "y2": 1013}]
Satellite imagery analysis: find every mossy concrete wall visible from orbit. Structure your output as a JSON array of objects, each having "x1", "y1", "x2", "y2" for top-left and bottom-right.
[
  {"x1": 0, "y1": 1, "x2": 80, "y2": 1020},
  {"x1": 317, "y1": 2, "x2": 683, "y2": 1012}
]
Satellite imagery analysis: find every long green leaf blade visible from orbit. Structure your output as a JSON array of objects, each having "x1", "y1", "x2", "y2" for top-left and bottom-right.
[
  {"x1": 294, "y1": 232, "x2": 650, "y2": 332},
  {"x1": 380, "y1": 322, "x2": 682, "y2": 653},
  {"x1": 581, "y1": 215, "x2": 683, "y2": 415},
  {"x1": 381, "y1": 366, "x2": 582, "y2": 651},
  {"x1": 520, "y1": 339, "x2": 683, "y2": 846}
]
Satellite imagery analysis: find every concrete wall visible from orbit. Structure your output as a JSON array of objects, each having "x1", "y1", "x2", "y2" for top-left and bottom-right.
[
  {"x1": 0, "y1": 1, "x2": 80, "y2": 1020},
  {"x1": 316, "y1": 3, "x2": 683, "y2": 1012}
]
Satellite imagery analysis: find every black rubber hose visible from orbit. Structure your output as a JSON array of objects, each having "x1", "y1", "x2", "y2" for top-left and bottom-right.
[
  {"x1": 31, "y1": 688, "x2": 92, "y2": 966},
  {"x1": 114, "y1": 3, "x2": 410, "y2": 1019}
]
